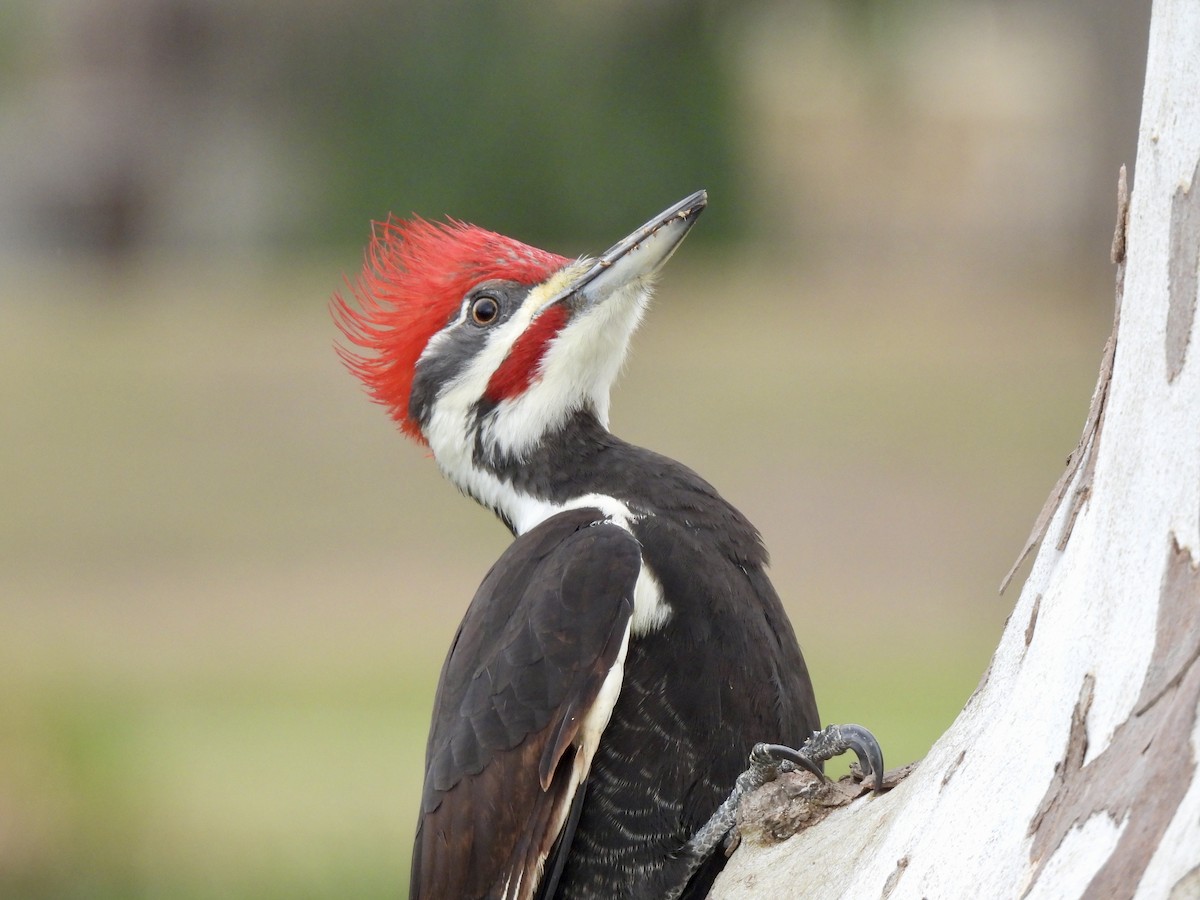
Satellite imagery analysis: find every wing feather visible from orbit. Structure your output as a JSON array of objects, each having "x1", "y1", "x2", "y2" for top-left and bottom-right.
[{"x1": 411, "y1": 507, "x2": 640, "y2": 900}]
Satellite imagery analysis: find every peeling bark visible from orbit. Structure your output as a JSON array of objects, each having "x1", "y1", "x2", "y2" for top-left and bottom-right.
[
  {"x1": 1028, "y1": 540, "x2": 1200, "y2": 898},
  {"x1": 1023, "y1": 594, "x2": 1042, "y2": 650}
]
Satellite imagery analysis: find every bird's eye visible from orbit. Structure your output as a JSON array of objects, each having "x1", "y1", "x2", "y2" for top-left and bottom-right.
[{"x1": 470, "y1": 295, "x2": 500, "y2": 326}]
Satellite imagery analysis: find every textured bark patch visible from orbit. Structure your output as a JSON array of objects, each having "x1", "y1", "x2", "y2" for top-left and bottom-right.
[
  {"x1": 1026, "y1": 537, "x2": 1200, "y2": 898},
  {"x1": 735, "y1": 771, "x2": 857, "y2": 845},
  {"x1": 1167, "y1": 156, "x2": 1200, "y2": 383},
  {"x1": 1138, "y1": 536, "x2": 1200, "y2": 713},
  {"x1": 941, "y1": 749, "x2": 966, "y2": 789},
  {"x1": 1025, "y1": 594, "x2": 1042, "y2": 649},
  {"x1": 735, "y1": 764, "x2": 914, "y2": 847},
  {"x1": 880, "y1": 856, "x2": 909, "y2": 899}
]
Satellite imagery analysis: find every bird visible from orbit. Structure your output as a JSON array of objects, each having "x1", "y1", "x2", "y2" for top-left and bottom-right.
[{"x1": 334, "y1": 191, "x2": 882, "y2": 899}]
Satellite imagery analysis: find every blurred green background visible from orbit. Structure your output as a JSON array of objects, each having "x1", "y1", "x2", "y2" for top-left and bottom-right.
[{"x1": 0, "y1": 0, "x2": 1150, "y2": 897}]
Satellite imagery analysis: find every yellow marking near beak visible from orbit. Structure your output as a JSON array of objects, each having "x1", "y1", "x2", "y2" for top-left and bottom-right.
[{"x1": 525, "y1": 260, "x2": 594, "y2": 316}]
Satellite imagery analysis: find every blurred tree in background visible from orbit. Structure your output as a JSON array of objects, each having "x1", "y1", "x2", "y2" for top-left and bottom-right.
[
  {"x1": 279, "y1": 0, "x2": 743, "y2": 250},
  {"x1": 0, "y1": 0, "x2": 1148, "y2": 267},
  {"x1": 0, "y1": 0, "x2": 747, "y2": 258}
]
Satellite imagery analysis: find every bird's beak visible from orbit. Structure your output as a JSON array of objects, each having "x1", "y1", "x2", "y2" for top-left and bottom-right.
[{"x1": 557, "y1": 190, "x2": 707, "y2": 311}]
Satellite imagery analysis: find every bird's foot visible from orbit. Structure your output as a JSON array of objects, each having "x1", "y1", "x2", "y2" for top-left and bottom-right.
[
  {"x1": 663, "y1": 725, "x2": 884, "y2": 900},
  {"x1": 762, "y1": 723, "x2": 886, "y2": 793},
  {"x1": 680, "y1": 725, "x2": 885, "y2": 867}
]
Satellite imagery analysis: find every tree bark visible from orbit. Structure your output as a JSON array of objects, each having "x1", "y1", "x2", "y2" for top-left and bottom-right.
[{"x1": 711, "y1": 1, "x2": 1200, "y2": 896}]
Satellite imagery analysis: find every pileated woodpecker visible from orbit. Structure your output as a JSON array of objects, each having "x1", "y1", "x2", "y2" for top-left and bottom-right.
[{"x1": 335, "y1": 192, "x2": 882, "y2": 899}]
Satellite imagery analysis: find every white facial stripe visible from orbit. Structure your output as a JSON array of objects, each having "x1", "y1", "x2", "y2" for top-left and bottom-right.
[
  {"x1": 432, "y1": 265, "x2": 587, "y2": 417},
  {"x1": 478, "y1": 280, "x2": 652, "y2": 459},
  {"x1": 421, "y1": 269, "x2": 585, "y2": 487}
]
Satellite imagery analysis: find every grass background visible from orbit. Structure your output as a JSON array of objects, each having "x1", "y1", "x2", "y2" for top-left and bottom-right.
[{"x1": 0, "y1": 250, "x2": 1111, "y2": 897}]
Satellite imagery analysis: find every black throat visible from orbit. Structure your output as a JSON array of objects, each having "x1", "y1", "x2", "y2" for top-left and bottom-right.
[{"x1": 477, "y1": 408, "x2": 767, "y2": 569}]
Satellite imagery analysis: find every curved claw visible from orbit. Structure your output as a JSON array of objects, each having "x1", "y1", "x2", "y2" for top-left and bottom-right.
[
  {"x1": 751, "y1": 725, "x2": 886, "y2": 794},
  {"x1": 756, "y1": 742, "x2": 826, "y2": 780},
  {"x1": 822, "y1": 724, "x2": 885, "y2": 792}
]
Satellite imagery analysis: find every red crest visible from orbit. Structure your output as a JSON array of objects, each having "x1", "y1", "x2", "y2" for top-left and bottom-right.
[{"x1": 333, "y1": 216, "x2": 569, "y2": 443}]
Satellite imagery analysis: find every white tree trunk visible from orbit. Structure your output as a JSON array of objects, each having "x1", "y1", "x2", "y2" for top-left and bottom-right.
[{"x1": 711, "y1": 1, "x2": 1200, "y2": 896}]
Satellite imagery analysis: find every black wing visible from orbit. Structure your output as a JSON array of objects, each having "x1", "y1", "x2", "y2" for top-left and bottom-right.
[{"x1": 411, "y1": 506, "x2": 640, "y2": 900}]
